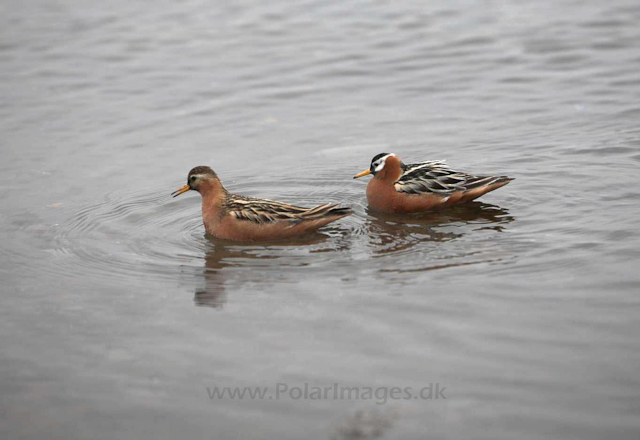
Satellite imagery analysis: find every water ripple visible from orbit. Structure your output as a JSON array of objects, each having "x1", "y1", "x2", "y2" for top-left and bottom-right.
[{"x1": 42, "y1": 162, "x2": 516, "y2": 292}]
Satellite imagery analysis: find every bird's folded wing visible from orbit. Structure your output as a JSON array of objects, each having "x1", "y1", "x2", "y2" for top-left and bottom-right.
[
  {"x1": 394, "y1": 160, "x2": 472, "y2": 195},
  {"x1": 226, "y1": 193, "x2": 350, "y2": 224}
]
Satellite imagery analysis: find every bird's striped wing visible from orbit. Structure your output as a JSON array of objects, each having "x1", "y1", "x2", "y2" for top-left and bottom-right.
[
  {"x1": 394, "y1": 161, "x2": 468, "y2": 195},
  {"x1": 394, "y1": 160, "x2": 503, "y2": 196},
  {"x1": 226, "y1": 196, "x2": 349, "y2": 225}
]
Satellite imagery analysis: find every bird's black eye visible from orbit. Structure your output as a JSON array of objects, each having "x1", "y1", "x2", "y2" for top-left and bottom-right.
[{"x1": 190, "y1": 176, "x2": 196, "y2": 182}]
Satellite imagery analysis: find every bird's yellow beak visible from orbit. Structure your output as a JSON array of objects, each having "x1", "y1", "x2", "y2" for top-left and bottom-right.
[
  {"x1": 353, "y1": 169, "x2": 372, "y2": 179},
  {"x1": 171, "y1": 184, "x2": 191, "y2": 198}
]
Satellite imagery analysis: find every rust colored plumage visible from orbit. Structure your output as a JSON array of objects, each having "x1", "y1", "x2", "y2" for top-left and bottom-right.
[
  {"x1": 172, "y1": 166, "x2": 351, "y2": 241},
  {"x1": 354, "y1": 153, "x2": 513, "y2": 213}
]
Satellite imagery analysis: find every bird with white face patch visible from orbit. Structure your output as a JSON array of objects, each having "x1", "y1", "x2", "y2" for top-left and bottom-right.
[
  {"x1": 353, "y1": 153, "x2": 513, "y2": 213},
  {"x1": 172, "y1": 166, "x2": 352, "y2": 241}
]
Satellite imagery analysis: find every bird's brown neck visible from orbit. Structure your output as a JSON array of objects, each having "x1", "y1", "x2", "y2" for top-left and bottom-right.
[{"x1": 199, "y1": 178, "x2": 228, "y2": 206}]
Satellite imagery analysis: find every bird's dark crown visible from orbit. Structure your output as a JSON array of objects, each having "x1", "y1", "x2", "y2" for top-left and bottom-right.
[
  {"x1": 369, "y1": 152, "x2": 392, "y2": 173},
  {"x1": 188, "y1": 166, "x2": 217, "y2": 179},
  {"x1": 371, "y1": 153, "x2": 390, "y2": 165}
]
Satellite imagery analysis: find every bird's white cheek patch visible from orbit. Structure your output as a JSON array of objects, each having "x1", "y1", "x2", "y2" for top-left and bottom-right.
[{"x1": 373, "y1": 153, "x2": 395, "y2": 173}]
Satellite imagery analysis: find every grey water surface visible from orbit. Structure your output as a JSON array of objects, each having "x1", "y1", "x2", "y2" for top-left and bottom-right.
[{"x1": 1, "y1": 0, "x2": 640, "y2": 439}]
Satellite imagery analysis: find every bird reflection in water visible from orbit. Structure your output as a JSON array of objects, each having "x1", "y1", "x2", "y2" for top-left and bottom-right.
[
  {"x1": 194, "y1": 232, "x2": 333, "y2": 309},
  {"x1": 193, "y1": 202, "x2": 513, "y2": 307},
  {"x1": 364, "y1": 201, "x2": 515, "y2": 255},
  {"x1": 193, "y1": 243, "x2": 231, "y2": 309}
]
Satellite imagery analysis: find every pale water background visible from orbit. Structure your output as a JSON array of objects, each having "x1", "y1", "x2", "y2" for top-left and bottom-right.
[{"x1": 2, "y1": 0, "x2": 640, "y2": 439}]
